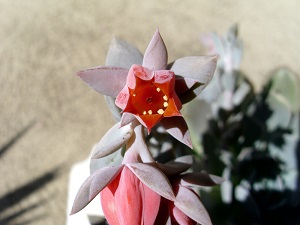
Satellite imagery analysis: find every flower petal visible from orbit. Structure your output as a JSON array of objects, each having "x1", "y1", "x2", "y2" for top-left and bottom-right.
[
  {"x1": 138, "y1": 114, "x2": 163, "y2": 132},
  {"x1": 76, "y1": 66, "x2": 129, "y2": 98},
  {"x1": 170, "y1": 55, "x2": 218, "y2": 101},
  {"x1": 143, "y1": 29, "x2": 168, "y2": 70},
  {"x1": 114, "y1": 167, "x2": 143, "y2": 225},
  {"x1": 115, "y1": 86, "x2": 130, "y2": 110},
  {"x1": 127, "y1": 163, "x2": 175, "y2": 201},
  {"x1": 125, "y1": 64, "x2": 154, "y2": 90},
  {"x1": 154, "y1": 70, "x2": 174, "y2": 95},
  {"x1": 180, "y1": 172, "x2": 225, "y2": 187},
  {"x1": 163, "y1": 97, "x2": 182, "y2": 117},
  {"x1": 174, "y1": 185, "x2": 212, "y2": 225},
  {"x1": 70, "y1": 165, "x2": 123, "y2": 215},
  {"x1": 141, "y1": 178, "x2": 161, "y2": 225},
  {"x1": 160, "y1": 116, "x2": 192, "y2": 148},
  {"x1": 171, "y1": 203, "x2": 197, "y2": 225},
  {"x1": 106, "y1": 36, "x2": 143, "y2": 69},
  {"x1": 154, "y1": 198, "x2": 172, "y2": 225},
  {"x1": 91, "y1": 122, "x2": 133, "y2": 159},
  {"x1": 100, "y1": 174, "x2": 121, "y2": 225}
]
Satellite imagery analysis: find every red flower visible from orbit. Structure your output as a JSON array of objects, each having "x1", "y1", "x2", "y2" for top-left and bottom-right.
[{"x1": 116, "y1": 65, "x2": 182, "y2": 132}]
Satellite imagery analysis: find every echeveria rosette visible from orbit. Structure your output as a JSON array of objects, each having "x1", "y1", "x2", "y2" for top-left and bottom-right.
[{"x1": 76, "y1": 29, "x2": 217, "y2": 148}]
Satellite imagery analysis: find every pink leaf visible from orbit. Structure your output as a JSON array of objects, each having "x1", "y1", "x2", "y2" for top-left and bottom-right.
[
  {"x1": 70, "y1": 165, "x2": 123, "y2": 215},
  {"x1": 160, "y1": 116, "x2": 192, "y2": 148},
  {"x1": 91, "y1": 122, "x2": 133, "y2": 159},
  {"x1": 175, "y1": 77, "x2": 198, "y2": 94},
  {"x1": 170, "y1": 55, "x2": 218, "y2": 96},
  {"x1": 76, "y1": 66, "x2": 129, "y2": 98},
  {"x1": 156, "y1": 155, "x2": 193, "y2": 176},
  {"x1": 174, "y1": 185, "x2": 212, "y2": 225},
  {"x1": 143, "y1": 29, "x2": 168, "y2": 71},
  {"x1": 106, "y1": 36, "x2": 143, "y2": 69},
  {"x1": 180, "y1": 172, "x2": 225, "y2": 187},
  {"x1": 127, "y1": 163, "x2": 175, "y2": 201},
  {"x1": 89, "y1": 166, "x2": 123, "y2": 201},
  {"x1": 120, "y1": 112, "x2": 136, "y2": 127}
]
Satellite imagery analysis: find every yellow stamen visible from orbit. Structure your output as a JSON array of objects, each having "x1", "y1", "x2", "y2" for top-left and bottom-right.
[
  {"x1": 163, "y1": 102, "x2": 168, "y2": 107},
  {"x1": 156, "y1": 87, "x2": 161, "y2": 92},
  {"x1": 163, "y1": 95, "x2": 168, "y2": 101},
  {"x1": 143, "y1": 111, "x2": 147, "y2": 115},
  {"x1": 148, "y1": 110, "x2": 152, "y2": 115},
  {"x1": 157, "y1": 109, "x2": 164, "y2": 115},
  {"x1": 133, "y1": 93, "x2": 136, "y2": 97}
]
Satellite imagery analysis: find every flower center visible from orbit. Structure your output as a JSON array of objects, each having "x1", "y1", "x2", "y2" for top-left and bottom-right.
[
  {"x1": 146, "y1": 97, "x2": 153, "y2": 104},
  {"x1": 129, "y1": 79, "x2": 168, "y2": 116}
]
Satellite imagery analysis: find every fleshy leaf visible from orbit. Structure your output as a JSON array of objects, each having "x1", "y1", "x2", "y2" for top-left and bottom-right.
[
  {"x1": 160, "y1": 116, "x2": 192, "y2": 148},
  {"x1": 89, "y1": 166, "x2": 123, "y2": 201},
  {"x1": 106, "y1": 36, "x2": 143, "y2": 69},
  {"x1": 120, "y1": 112, "x2": 136, "y2": 127},
  {"x1": 180, "y1": 172, "x2": 225, "y2": 187},
  {"x1": 90, "y1": 148, "x2": 123, "y2": 174},
  {"x1": 170, "y1": 55, "x2": 218, "y2": 100},
  {"x1": 266, "y1": 91, "x2": 291, "y2": 130},
  {"x1": 174, "y1": 185, "x2": 212, "y2": 225},
  {"x1": 127, "y1": 163, "x2": 175, "y2": 201},
  {"x1": 143, "y1": 29, "x2": 168, "y2": 71},
  {"x1": 104, "y1": 95, "x2": 121, "y2": 121},
  {"x1": 268, "y1": 68, "x2": 300, "y2": 113},
  {"x1": 123, "y1": 123, "x2": 155, "y2": 163},
  {"x1": 232, "y1": 81, "x2": 251, "y2": 106},
  {"x1": 156, "y1": 155, "x2": 193, "y2": 176},
  {"x1": 175, "y1": 77, "x2": 198, "y2": 94},
  {"x1": 70, "y1": 165, "x2": 123, "y2": 215},
  {"x1": 76, "y1": 66, "x2": 129, "y2": 98},
  {"x1": 91, "y1": 122, "x2": 133, "y2": 159}
]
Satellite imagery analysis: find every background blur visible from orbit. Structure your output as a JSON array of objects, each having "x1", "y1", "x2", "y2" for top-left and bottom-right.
[{"x1": 0, "y1": 0, "x2": 299, "y2": 224}]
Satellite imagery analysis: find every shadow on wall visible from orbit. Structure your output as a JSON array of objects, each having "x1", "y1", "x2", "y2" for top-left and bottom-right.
[{"x1": 0, "y1": 122, "x2": 60, "y2": 225}]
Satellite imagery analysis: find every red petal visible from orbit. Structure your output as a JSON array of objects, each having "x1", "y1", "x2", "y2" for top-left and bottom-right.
[
  {"x1": 115, "y1": 86, "x2": 130, "y2": 110},
  {"x1": 154, "y1": 70, "x2": 175, "y2": 95},
  {"x1": 115, "y1": 167, "x2": 142, "y2": 225},
  {"x1": 138, "y1": 114, "x2": 162, "y2": 132},
  {"x1": 164, "y1": 98, "x2": 182, "y2": 117},
  {"x1": 141, "y1": 181, "x2": 161, "y2": 225},
  {"x1": 100, "y1": 173, "x2": 121, "y2": 225},
  {"x1": 170, "y1": 203, "x2": 197, "y2": 225}
]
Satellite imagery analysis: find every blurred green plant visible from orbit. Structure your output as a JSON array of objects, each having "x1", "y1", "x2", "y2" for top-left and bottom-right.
[
  {"x1": 147, "y1": 25, "x2": 300, "y2": 225},
  {"x1": 187, "y1": 25, "x2": 300, "y2": 225}
]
